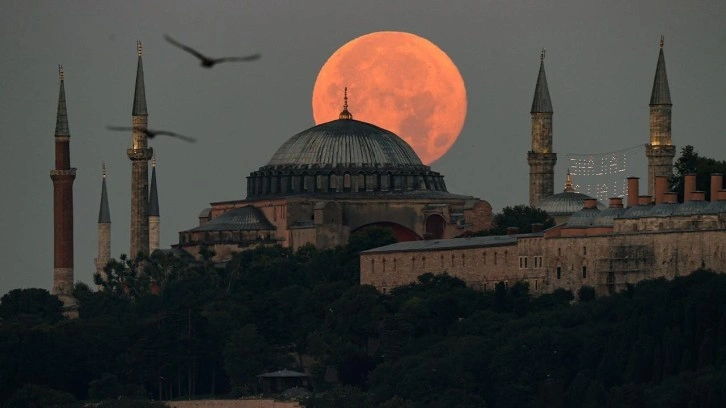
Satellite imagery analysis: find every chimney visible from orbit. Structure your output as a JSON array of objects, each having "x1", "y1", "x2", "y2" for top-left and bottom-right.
[
  {"x1": 608, "y1": 197, "x2": 624, "y2": 208},
  {"x1": 627, "y1": 177, "x2": 639, "y2": 208},
  {"x1": 506, "y1": 226, "x2": 520, "y2": 235},
  {"x1": 531, "y1": 223, "x2": 543, "y2": 233},
  {"x1": 655, "y1": 176, "x2": 668, "y2": 205},
  {"x1": 664, "y1": 192, "x2": 678, "y2": 204},
  {"x1": 711, "y1": 174, "x2": 723, "y2": 202},
  {"x1": 684, "y1": 173, "x2": 697, "y2": 202},
  {"x1": 583, "y1": 198, "x2": 598, "y2": 209},
  {"x1": 719, "y1": 190, "x2": 726, "y2": 201},
  {"x1": 692, "y1": 191, "x2": 706, "y2": 201},
  {"x1": 638, "y1": 195, "x2": 653, "y2": 206}
]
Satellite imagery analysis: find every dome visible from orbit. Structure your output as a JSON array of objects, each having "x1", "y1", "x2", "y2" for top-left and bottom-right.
[
  {"x1": 537, "y1": 171, "x2": 605, "y2": 216},
  {"x1": 647, "y1": 202, "x2": 680, "y2": 217},
  {"x1": 673, "y1": 200, "x2": 709, "y2": 216},
  {"x1": 247, "y1": 113, "x2": 449, "y2": 199},
  {"x1": 621, "y1": 204, "x2": 654, "y2": 219},
  {"x1": 705, "y1": 200, "x2": 726, "y2": 214},
  {"x1": 565, "y1": 207, "x2": 601, "y2": 228},
  {"x1": 266, "y1": 119, "x2": 424, "y2": 168},
  {"x1": 592, "y1": 206, "x2": 628, "y2": 227},
  {"x1": 190, "y1": 205, "x2": 275, "y2": 232},
  {"x1": 538, "y1": 191, "x2": 606, "y2": 216}
]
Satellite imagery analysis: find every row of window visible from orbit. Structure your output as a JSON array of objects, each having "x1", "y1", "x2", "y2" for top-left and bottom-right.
[
  {"x1": 518, "y1": 256, "x2": 544, "y2": 269},
  {"x1": 555, "y1": 265, "x2": 587, "y2": 279}
]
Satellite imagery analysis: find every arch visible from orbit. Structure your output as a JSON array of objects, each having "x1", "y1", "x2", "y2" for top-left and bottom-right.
[
  {"x1": 351, "y1": 222, "x2": 422, "y2": 242},
  {"x1": 425, "y1": 214, "x2": 446, "y2": 240}
]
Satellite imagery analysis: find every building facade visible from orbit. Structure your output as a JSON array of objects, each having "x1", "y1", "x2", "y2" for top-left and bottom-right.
[{"x1": 175, "y1": 94, "x2": 492, "y2": 261}]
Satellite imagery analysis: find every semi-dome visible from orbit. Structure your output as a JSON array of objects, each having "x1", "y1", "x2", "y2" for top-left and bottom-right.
[
  {"x1": 190, "y1": 205, "x2": 275, "y2": 232},
  {"x1": 267, "y1": 119, "x2": 424, "y2": 168},
  {"x1": 246, "y1": 102, "x2": 448, "y2": 199}
]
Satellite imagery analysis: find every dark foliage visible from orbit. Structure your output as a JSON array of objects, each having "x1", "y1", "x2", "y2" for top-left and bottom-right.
[
  {"x1": 671, "y1": 145, "x2": 726, "y2": 201},
  {"x1": 1, "y1": 225, "x2": 725, "y2": 407}
]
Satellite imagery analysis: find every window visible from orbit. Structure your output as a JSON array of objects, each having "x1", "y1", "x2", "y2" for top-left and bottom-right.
[
  {"x1": 382, "y1": 259, "x2": 386, "y2": 273},
  {"x1": 494, "y1": 252, "x2": 497, "y2": 265},
  {"x1": 556, "y1": 266, "x2": 562, "y2": 279},
  {"x1": 451, "y1": 254, "x2": 455, "y2": 267},
  {"x1": 535, "y1": 280, "x2": 538, "y2": 290},
  {"x1": 583, "y1": 246, "x2": 587, "y2": 255},
  {"x1": 370, "y1": 259, "x2": 374, "y2": 273},
  {"x1": 519, "y1": 256, "x2": 528, "y2": 269},
  {"x1": 411, "y1": 257, "x2": 416, "y2": 272},
  {"x1": 558, "y1": 248, "x2": 561, "y2": 256},
  {"x1": 483, "y1": 252, "x2": 487, "y2": 265},
  {"x1": 582, "y1": 266, "x2": 587, "y2": 279},
  {"x1": 440, "y1": 255, "x2": 444, "y2": 267},
  {"x1": 344, "y1": 173, "x2": 351, "y2": 189},
  {"x1": 393, "y1": 258, "x2": 397, "y2": 272},
  {"x1": 462, "y1": 254, "x2": 466, "y2": 267}
]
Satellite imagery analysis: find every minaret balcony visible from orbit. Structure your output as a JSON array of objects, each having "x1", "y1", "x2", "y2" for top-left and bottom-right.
[
  {"x1": 50, "y1": 168, "x2": 77, "y2": 179},
  {"x1": 127, "y1": 148, "x2": 153, "y2": 161}
]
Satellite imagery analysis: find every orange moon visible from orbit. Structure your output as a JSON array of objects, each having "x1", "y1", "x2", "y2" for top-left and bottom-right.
[{"x1": 312, "y1": 31, "x2": 467, "y2": 165}]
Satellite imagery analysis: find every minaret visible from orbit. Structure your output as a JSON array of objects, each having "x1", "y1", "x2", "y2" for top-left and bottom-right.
[
  {"x1": 148, "y1": 156, "x2": 160, "y2": 253},
  {"x1": 128, "y1": 41, "x2": 153, "y2": 258},
  {"x1": 50, "y1": 65, "x2": 77, "y2": 314},
  {"x1": 528, "y1": 49, "x2": 557, "y2": 207},
  {"x1": 95, "y1": 163, "x2": 111, "y2": 286},
  {"x1": 645, "y1": 35, "x2": 675, "y2": 197}
]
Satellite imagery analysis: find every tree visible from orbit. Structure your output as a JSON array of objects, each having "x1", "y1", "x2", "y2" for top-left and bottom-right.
[
  {"x1": 0, "y1": 288, "x2": 64, "y2": 325},
  {"x1": 671, "y1": 145, "x2": 726, "y2": 201},
  {"x1": 466, "y1": 205, "x2": 555, "y2": 236}
]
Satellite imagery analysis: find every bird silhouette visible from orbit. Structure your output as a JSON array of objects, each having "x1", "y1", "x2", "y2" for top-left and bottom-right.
[
  {"x1": 164, "y1": 34, "x2": 260, "y2": 68},
  {"x1": 106, "y1": 126, "x2": 197, "y2": 143}
]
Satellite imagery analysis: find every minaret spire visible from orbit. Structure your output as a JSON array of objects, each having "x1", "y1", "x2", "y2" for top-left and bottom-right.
[
  {"x1": 528, "y1": 49, "x2": 557, "y2": 206},
  {"x1": 128, "y1": 41, "x2": 153, "y2": 257},
  {"x1": 96, "y1": 163, "x2": 111, "y2": 287},
  {"x1": 645, "y1": 35, "x2": 675, "y2": 196},
  {"x1": 148, "y1": 155, "x2": 160, "y2": 253},
  {"x1": 50, "y1": 66, "x2": 77, "y2": 317}
]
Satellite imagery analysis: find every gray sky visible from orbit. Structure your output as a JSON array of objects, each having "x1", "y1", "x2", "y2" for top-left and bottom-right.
[{"x1": 1, "y1": 0, "x2": 724, "y2": 294}]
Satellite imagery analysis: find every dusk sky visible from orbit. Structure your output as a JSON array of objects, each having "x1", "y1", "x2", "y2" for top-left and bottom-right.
[{"x1": 1, "y1": 0, "x2": 724, "y2": 294}]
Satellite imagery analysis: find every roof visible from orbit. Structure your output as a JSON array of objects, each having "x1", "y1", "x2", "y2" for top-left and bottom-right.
[
  {"x1": 650, "y1": 46, "x2": 671, "y2": 105},
  {"x1": 189, "y1": 205, "x2": 275, "y2": 232},
  {"x1": 592, "y1": 206, "x2": 627, "y2": 227},
  {"x1": 673, "y1": 200, "x2": 709, "y2": 216},
  {"x1": 266, "y1": 119, "x2": 424, "y2": 168},
  {"x1": 257, "y1": 369, "x2": 309, "y2": 378},
  {"x1": 620, "y1": 204, "x2": 654, "y2": 219},
  {"x1": 247, "y1": 190, "x2": 477, "y2": 202},
  {"x1": 538, "y1": 191, "x2": 605, "y2": 216},
  {"x1": 98, "y1": 176, "x2": 111, "y2": 223},
  {"x1": 55, "y1": 75, "x2": 70, "y2": 136},
  {"x1": 565, "y1": 207, "x2": 601, "y2": 228},
  {"x1": 362, "y1": 233, "x2": 543, "y2": 254},
  {"x1": 132, "y1": 54, "x2": 147, "y2": 115},
  {"x1": 531, "y1": 55, "x2": 553, "y2": 113},
  {"x1": 148, "y1": 166, "x2": 159, "y2": 216},
  {"x1": 647, "y1": 202, "x2": 679, "y2": 217}
]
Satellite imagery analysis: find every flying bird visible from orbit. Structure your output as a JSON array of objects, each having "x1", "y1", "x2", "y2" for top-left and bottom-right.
[
  {"x1": 106, "y1": 126, "x2": 197, "y2": 143},
  {"x1": 164, "y1": 34, "x2": 261, "y2": 68}
]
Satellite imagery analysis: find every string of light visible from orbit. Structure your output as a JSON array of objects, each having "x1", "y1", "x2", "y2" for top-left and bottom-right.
[{"x1": 564, "y1": 144, "x2": 643, "y2": 201}]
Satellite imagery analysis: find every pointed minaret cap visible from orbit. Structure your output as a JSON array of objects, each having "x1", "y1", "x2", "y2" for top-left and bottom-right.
[
  {"x1": 148, "y1": 156, "x2": 160, "y2": 217},
  {"x1": 650, "y1": 35, "x2": 671, "y2": 105},
  {"x1": 339, "y1": 87, "x2": 353, "y2": 120},
  {"x1": 98, "y1": 162, "x2": 111, "y2": 223},
  {"x1": 564, "y1": 168, "x2": 574, "y2": 192},
  {"x1": 55, "y1": 64, "x2": 70, "y2": 136},
  {"x1": 531, "y1": 49, "x2": 553, "y2": 113},
  {"x1": 132, "y1": 40, "x2": 148, "y2": 115}
]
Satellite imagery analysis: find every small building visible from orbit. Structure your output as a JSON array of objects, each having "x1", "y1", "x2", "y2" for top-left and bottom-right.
[{"x1": 257, "y1": 369, "x2": 311, "y2": 394}]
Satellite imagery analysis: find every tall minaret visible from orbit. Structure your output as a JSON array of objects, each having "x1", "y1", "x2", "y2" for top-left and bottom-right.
[
  {"x1": 95, "y1": 163, "x2": 111, "y2": 285},
  {"x1": 645, "y1": 35, "x2": 675, "y2": 197},
  {"x1": 128, "y1": 41, "x2": 153, "y2": 258},
  {"x1": 148, "y1": 156, "x2": 160, "y2": 253},
  {"x1": 50, "y1": 65, "x2": 77, "y2": 313},
  {"x1": 528, "y1": 49, "x2": 557, "y2": 207}
]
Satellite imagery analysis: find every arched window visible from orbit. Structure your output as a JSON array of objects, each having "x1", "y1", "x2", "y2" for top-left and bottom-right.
[{"x1": 344, "y1": 173, "x2": 351, "y2": 189}]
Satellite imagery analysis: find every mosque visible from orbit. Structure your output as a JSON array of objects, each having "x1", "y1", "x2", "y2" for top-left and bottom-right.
[{"x1": 49, "y1": 37, "x2": 725, "y2": 312}]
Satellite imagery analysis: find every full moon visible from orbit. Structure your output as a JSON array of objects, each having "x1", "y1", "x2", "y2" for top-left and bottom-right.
[{"x1": 312, "y1": 31, "x2": 467, "y2": 165}]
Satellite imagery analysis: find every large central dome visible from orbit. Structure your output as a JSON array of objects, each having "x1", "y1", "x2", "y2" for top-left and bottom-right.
[
  {"x1": 267, "y1": 119, "x2": 424, "y2": 168},
  {"x1": 246, "y1": 104, "x2": 448, "y2": 199}
]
